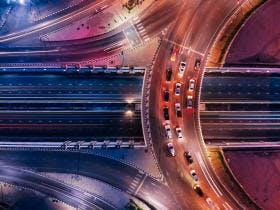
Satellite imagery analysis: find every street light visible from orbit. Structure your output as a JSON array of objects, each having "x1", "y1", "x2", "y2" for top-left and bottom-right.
[
  {"x1": 125, "y1": 110, "x2": 134, "y2": 117},
  {"x1": 6, "y1": 0, "x2": 28, "y2": 5}
]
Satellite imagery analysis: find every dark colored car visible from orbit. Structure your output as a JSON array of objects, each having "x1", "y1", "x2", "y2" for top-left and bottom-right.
[
  {"x1": 193, "y1": 184, "x2": 204, "y2": 197},
  {"x1": 194, "y1": 59, "x2": 201, "y2": 71},
  {"x1": 175, "y1": 103, "x2": 182, "y2": 117},
  {"x1": 166, "y1": 67, "x2": 172, "y2": 82},
  {"x1": 184, "y1": 151, "x2": 193, "y2": 164},
  {"x1": 163, "y1": 90, "x2": 170, "y2": 102},
  {"x1": 163, "y1": 107, "x2": 169, "y2": 121}
]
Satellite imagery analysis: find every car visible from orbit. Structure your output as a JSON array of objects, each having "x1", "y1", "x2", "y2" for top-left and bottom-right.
[
  {"x1": 163, "y1": 107, "x2": 169, "y2": 120},
  {"x1": 164, "y1": 124, "x2": 172, "y2": 139},
  {"x1": 206, "y1": 197, "x2": 216, "y2": 209},
  {"x1": 190, "y1": 170, "x2": 198, "y2": 181},
  {"x1": 184, "y1": 151, "x2": 193, "y2": 164},
  {"x1": 170, "y1": 46, "x2": 179, "y2": 62},
  {"x1": 187, "y1": 95, "x2": 193, "y2": 108},
  {"x1": 175, "y1": 83, "x2": 181, "y2": 95},
  {"x1": 167, "y1": 142, "x2": 175, "y2": 156},
  {"x1": 188, "y1": 79, "x2": 195, "y2": 91},
  {"x1": 163, "y1": 90, "x2": 170, "y2": 102},
  {"x1": 166, "y1": 67, "x2": 172, "y2": 81},
  {"x1": 193, "y1": 184, "x2": 203, "y2": 197},
  {"x1": 175, "y1": 103, "x2": 182, "y2": 117},
  {"x1": 194, "y1": 59, "x2": 201, "y2": 71},
  {"x1": 178, "y1": 61, "x2": 187, "y2": 76},
  {"x1": 176, "y1": 127, "x2": 183, "y2": 140}
]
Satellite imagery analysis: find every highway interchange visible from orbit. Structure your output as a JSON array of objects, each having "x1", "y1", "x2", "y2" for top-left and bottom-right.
[{"x1": 0, "y1": 0, "x2": 275, "y2": 209}]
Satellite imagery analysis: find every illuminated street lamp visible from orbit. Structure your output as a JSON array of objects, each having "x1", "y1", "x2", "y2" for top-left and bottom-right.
[
  {"x1": 125, "y1": 110, "x2": 134, "y2": 117},
  {"x1": 5, "y1": 0, "x2": 28, "y2": 5}
]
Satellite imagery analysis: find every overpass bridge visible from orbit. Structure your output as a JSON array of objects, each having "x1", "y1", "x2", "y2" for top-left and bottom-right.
[
  {"x1": 0, "y1": 65, "x2": 146, "y2": 149},
  {"x1": 200, "y1": 67, "x2": 280, "y2": 149}
]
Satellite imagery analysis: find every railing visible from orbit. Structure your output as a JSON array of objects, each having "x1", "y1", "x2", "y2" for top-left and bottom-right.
[
  {"x1": 140, "y1": 37, "x2": 163, "y2": 179},
  {"x1": 0, "y1": 65, "x2": 145, "y2": 75}
]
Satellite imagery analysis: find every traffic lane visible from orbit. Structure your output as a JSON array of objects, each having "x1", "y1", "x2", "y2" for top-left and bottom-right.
[
  {"x1": 203, "y1": 103, "x2": 280, "y2": 112},
  {"x1": 137, "y1": 175, "x2": 184, "y2": 210},
  {"x1": 184, "y1": 0, "x2": 238, "y2": 53},
  {"x1": 149, "y1": 42, "x2": 205, "y2": 209},
  {"x1": 0, "y1": 33, "x2": 126, "y2": 63},
  {"x1": 0, "y1": 0, "x2": 113, "y2": 44},
  {"x1": 180, "y1": 14, "x2": 247, "y2": 210},
  {"x1": 0, "y1": 167, "x2": 115, "y2": 210},
  {"x1": 0, "y1": 76, "x2": 143, "y2": 99},
  {"x1": 155, "y1": 2, "x2": 249, "y2": 206},
  {"x1": 149, "y1": 0, "x2": 246, "y2": 208},
  {"x1": 0, "y1": 151, "x2": 139, "y2": 190},
  {"x1": 201, "y1": 76, "x2": 280, "y2": 100},
  {"x1": 1, "y1": 31, "x2": 125, "y2": 53},
  {"x1": 0, "y1": 176, "x2": 91, "y2": 210},
  {"x1": 0, "y1": 151, "x2": 177, "y2": 210},
  {"x1": 0, "y1": 112, "x2": 143, "y2": 140},
  {"x1": 178, "y1": 9, "x2": 245, "y2": 210},
  {"x1": 202, "y1": 125, "x2": 280, "y2": 141},
  {"x1": 0, "y1": 74, "x2": 143, "y2": 92},
  {"x1": 136, "y1": 0, "x2": 181, "y2": 38},
  {"x1": 200, "y1": 111, "x2": 280, "y2": 121},
  {"x1": 0, "y1": 102, "x2": 141, "y2": 111},
  {"x1": 167, "y1": 39, "x2": 218, "y2": 209}
]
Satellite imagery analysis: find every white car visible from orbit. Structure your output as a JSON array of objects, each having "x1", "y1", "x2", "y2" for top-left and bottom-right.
[
  {"x1": 164, "y1": 124, "x2": 172, "y2": 139},
  {"x1": 175, "y1": 103, "x2": 182, "y2": 117},
  {"x1": 189, "y1": 79, "x2": 195, "y2": 91},
  {"x1": 178, "y1": 61, "x2": 186, "y2": 76},
  {"x1": 176, "y1": 127, "x2": 183, "y2": 140},
  {"x1": 206, "y1": 197, "x2": 217, "y2": 209},
  {"x1": 167, "y1": 142, "x2": 175, "y2": 157},
  {"x1": 175, "y1": 83, "x2": 181, "y2": 95},
  {"x1": 190, "y1": 170, "x2": 198, "y2": 181},
  {"x1": 187, "y1": 95, "x2": 193, "y2": 108}
]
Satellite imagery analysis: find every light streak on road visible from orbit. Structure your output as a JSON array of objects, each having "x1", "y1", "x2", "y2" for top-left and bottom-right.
[
  {"x1": 0, "y1": 0, "x2": 109, "y2": 43},
  {"x1": 0, "y1": 49, "x2": 59, "y2": 55},
  {"x1": 195, "y1": 152, "x2": 223, "y2": 197}
]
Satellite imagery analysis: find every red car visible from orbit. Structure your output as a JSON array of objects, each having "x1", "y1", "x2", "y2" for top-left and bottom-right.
[{"x1": 170, "y1": 46, "x2": 179, "y2": 62}]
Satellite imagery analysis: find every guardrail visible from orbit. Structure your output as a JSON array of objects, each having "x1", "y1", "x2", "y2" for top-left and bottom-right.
[
  {"x1": 0, "y1": 140, "x2": 146, "y2": 150},
  {"x1": 206, "y1": 141, "x2": 280, "y2": 149},
  {"x1": 140, "y1": 38, "x2": 163, "y2": 179},
  {"x1": 205, "y1": 67, "x2": 280, "y2": 73},
  {"x1": 0, "y1": 65, "x2": 145, "y2": 75}
]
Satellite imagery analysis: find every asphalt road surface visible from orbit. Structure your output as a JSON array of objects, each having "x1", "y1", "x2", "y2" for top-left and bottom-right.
[
  {"x1": 201, "y1": 111, "x2": 280, "y2": 141},
  {"x1": 0, "y1": 166, "x2": 115, "y2": 210},
  {"x1": 149, "y1": 0, "x2": 257, "y2": 209},
  {"x1": 0, "y1": 150, "x2": 179, "y2": 210},
  {"x1": 201, "y1": 76, "x2": 280, "y2": 101},
  {"x1": 0, "y1": 73, "x2": 143, "y2": 142}
]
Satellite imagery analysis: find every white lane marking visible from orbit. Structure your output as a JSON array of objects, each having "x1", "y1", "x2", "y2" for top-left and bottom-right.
[
  {"x1": 134, "y1": 174, "x2": 147, "y2": 195},
  {"x1": 134, "y1": 177, "x2": 140, "y2": 182},
  {"x1": 163, "y1": 38, "x2": 205, "y2": 56},
  {"x1": 223, "y1": 202, "x2": 233, "y2": 210},
  {"x1": 136, "y1": 24, "x2": 144, "y2": 29},
  {"x1": 138, "y1": 28, "x2": 146, "y2": 34},
  {"x1": 131, "y1": 182, "x2": 138, "y2": 187}
]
